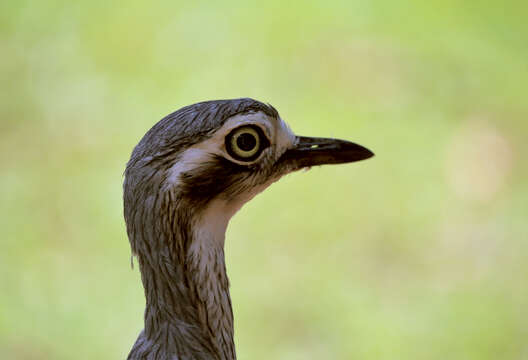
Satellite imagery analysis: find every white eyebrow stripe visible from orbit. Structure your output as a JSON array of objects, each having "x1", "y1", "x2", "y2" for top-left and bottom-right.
[
  {"x1": 165, "y1": 147, "x2": 212, "y2": 187},
  {"x1": 164, "y1": 110, "x2": 297, "y2": 188}
]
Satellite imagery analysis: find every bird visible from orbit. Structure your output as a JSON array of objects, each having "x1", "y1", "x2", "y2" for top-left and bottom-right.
[{"x1": 123, "y1": 98, "x2": 374, "y2": 360}]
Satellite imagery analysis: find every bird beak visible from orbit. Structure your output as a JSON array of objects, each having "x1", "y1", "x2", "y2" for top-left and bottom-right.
[{"x1": 279, "y1": 136, "x2": 374, "y2": 169}]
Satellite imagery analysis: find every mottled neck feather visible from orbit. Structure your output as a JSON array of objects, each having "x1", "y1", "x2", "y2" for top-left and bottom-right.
[{"x1": 127, "y1": 190, "x2": 236, "y2": 360}]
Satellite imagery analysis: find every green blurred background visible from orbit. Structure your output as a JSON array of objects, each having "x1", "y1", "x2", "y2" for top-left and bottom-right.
[{"x1": 1, "y1": 0, "x2": 527, "y2": 359}]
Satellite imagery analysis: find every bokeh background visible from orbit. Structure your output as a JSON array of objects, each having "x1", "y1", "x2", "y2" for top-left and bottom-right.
[{"x1": 1, "y1": 1, "x2": 527, "y2": 359}]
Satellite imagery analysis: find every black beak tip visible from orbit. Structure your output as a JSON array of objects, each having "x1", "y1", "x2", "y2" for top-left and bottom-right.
[
  {"x1": 360, "y1": 146, "x2": 375, "y2": 160},
  {"x1": 337, "y1": 140, "x2": 375, "y2": 163}
]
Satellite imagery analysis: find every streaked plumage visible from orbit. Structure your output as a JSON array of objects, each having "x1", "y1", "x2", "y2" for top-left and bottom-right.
[{"x1": 123, "y1": 98, "x2": 373, "y2": 359}]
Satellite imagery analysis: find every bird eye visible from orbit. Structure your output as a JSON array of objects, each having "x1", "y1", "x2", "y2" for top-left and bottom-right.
[{"x1": 225, "y1": 125, "x2": 269, "y2": 161}]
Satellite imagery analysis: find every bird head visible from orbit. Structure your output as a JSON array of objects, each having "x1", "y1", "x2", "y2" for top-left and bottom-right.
[
  {"x1": 123, "y1": 98, "x2": 373, "y2": 358},
  {"x1": 124, "y1": 98, "x2": 373, "y2": 246}
]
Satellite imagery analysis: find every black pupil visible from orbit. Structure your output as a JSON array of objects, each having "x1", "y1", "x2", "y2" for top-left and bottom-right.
[{"x1": 236, "y1": 132, "x2": 257, "y2": 152}]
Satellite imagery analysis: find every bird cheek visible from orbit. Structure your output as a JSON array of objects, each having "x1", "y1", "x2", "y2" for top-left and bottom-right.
[{"x1": 230, "y1": 179, "x2": 276, "y2": 210}]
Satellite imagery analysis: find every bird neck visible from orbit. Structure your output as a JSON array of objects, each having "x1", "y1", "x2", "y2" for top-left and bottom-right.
[{"x1": 128, "y1": 195, "x2": 238, "y2": 360}]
